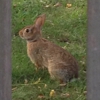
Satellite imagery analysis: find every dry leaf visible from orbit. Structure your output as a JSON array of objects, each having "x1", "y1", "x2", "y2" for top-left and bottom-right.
[
  {"x1": 80, "y1": 61, "x2": 85, "y2": 65},
  {"x1": 40, "y1": 0, "x2": 46, "y2": 4},
  {"x1": 44, "y1": 84, "x2": 47, "y2": 88},
  {"x1": 61, "y1": 93, "x2": 70, "y2": 98},
  {"x1": 38, "y1": 94, "x2": 45, "y2": 99},
  {"x1": 45, "y1": 4, "x2": 51, "y2": 8},
  {"x1": 24, "y1": 79, "x2": 28, "y2": 84},
  {"x1": 59, "y1": 83, "x2": 66, "y2": 87},
  {"x1": 12, "y1": 87, "x2": 17, "y2": 91},
  {"x1": 66, "y1": 3, "x2": 72, "y2": 8},
  {"x1": 33, "y1": 78, "x2": 41, "y2": 84},
  {"x1": 62, "y1": 46, "x2": 67, "y2": 49},
  {"x1": 38, "y1": 86, "x2": 41, "y2": 89},
  {"x1": 50, "y1": 90, "x2": 56, "y2": 97},
  {"x1": 54, "y1": 2, "x2": 61, "y2": 7},
  {"x1": 83, "y1": 91, "x2": 87, "y2": 95},
  {"x1": 38, "y1": 86, "x2": 42, "y2": 92},
  {"x1": 13, "y1": 4, "x2": 17, "y2": 8}
]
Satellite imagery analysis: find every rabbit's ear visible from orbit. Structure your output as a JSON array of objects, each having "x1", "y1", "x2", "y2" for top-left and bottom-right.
[{"x1": 34, "y1": 14, "x2": 46, "y2": 30}]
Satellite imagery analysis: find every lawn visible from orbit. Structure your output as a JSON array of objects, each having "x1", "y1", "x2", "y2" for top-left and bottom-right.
[{"x1": 12, "y1": 0, "x2": 87, "y2": 100}]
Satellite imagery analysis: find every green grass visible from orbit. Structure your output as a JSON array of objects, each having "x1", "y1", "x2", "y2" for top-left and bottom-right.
[{"x1": 12, "y1": 0, "x2": 87, "y2": 99}]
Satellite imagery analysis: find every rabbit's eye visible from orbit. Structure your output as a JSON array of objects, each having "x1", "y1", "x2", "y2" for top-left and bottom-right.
[{"x1": 26, "y1": 29, "x2": 29, "y2": 33}]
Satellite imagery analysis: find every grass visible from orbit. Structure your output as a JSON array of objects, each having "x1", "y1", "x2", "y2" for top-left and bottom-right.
[{"x1": 12, "y1": 0, "x2": 87, "y2": 100}]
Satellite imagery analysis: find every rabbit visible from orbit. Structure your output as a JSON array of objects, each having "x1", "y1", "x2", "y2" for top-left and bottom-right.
[{"x1": 19, "y1": 14, "x2": 79, "y2": 85}]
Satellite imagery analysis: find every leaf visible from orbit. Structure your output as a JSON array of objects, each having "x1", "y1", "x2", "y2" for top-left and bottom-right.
[
  {"x1": 83, "y1": 91, "x2": 87, "y2": 95},
  {"x1": 12, "y1": 87, "x2": 17, "y2": 91},
  {"x1": 50, "y1": 90, "x2": 56, "y2": 97},
  {"x1": 54, "y1": 2, "x2": 61, "y2": 7},
  {"x1": 24, "y1": 79, "x2": 28, "y2": 84},
  {"x1": 13, "y1": 4, "x2": 17, "y2": 8},
  {"x1": 66, "y1": 3, "x2": 72, "y2": 8},
  {"x1": 45, "y1": 4, "x2": 51, "y2": 8},
  {"x1": 33, "y1": 78, "x2": 41, "y2": 84},
  {"x1": 44, "y1": 84, "x2": 47, "y2": 88},
  {"x1": 61, "y1": 93, "x2": 70, "y2": 98},
  {"x1": 38, "y1": 94, "x2": 45, "y2": 99}
]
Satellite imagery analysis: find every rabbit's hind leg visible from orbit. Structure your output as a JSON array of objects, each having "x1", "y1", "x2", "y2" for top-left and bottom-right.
[{"x1": 48, "y1": 65, "x2": 69, "y2": 85}]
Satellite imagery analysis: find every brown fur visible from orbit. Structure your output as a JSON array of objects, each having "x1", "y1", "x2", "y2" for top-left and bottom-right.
[{"x1": 19, "y1": 14, "x2": 79, "y2": 84}]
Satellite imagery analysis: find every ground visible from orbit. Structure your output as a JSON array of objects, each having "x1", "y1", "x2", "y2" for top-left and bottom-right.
[{"x1": 12, "y1": 0, "x2": 87, "y2": 100}]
